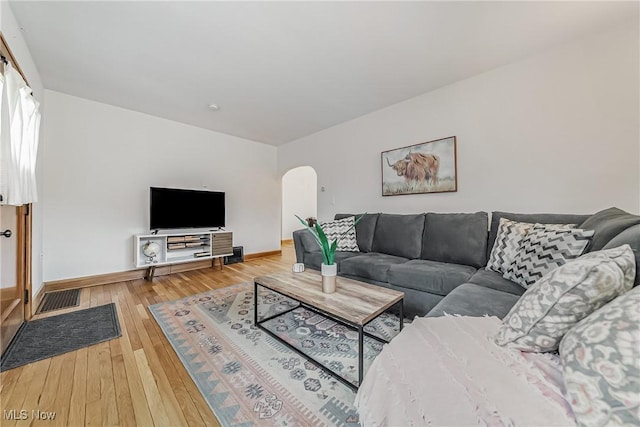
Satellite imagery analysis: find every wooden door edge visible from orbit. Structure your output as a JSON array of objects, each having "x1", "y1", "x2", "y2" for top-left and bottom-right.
[{"x1": 18, "y1": 204, "x2": 33, "y2": 320}]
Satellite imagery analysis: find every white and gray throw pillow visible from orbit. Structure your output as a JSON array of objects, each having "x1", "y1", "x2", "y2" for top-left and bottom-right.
[
  {"x1": 319, "y1": 216, "x2": 359, "y2": 252},
  {"x1": 495, "y1": 245, "x2": 636, "y2": 352},
  {"x1": 486, "y1": 218, "x2": 534, "y2": 274},
  {"x1": 560, "y1": 286, "x2": 640, "y2": 427},
  {"x1": 503, "y1": 224, "x2": 594, "y2": 289}
]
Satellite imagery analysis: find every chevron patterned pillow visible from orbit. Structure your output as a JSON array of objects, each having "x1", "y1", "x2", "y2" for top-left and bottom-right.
[
  {"x1": 486, "y1": 218, "x2": 534, "y2": 274},
  {"x1": 319, "y1": 216, "x2": 359, "y2": 252},
  {"x1": 503, "y1": 224, "x2": 594, "y2": 289}
]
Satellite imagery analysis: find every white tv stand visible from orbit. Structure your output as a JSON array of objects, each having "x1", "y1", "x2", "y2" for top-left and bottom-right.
[{"x1": 134, "y1": 230, "x2": 233, "y2": 280}]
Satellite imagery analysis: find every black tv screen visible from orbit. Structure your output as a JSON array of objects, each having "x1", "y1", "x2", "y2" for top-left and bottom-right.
[{"x1": 150, "y1": 187, "x2": 225, "y2": 230}]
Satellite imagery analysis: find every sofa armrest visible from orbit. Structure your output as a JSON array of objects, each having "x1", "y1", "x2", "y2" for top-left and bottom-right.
[{"x1": 293, "y1": 229, "x2": 320, "y2": 263}]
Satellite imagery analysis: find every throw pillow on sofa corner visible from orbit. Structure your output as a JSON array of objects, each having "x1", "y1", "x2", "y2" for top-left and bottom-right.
[
  {"x1": 578, "y1": 206, "x2": 640, "y2": 252},
  {"x1": 319, "y1": 216, "x2": 360, "y2": 252},
  {"x1": 503, "y1": 224, "x2": 594, "y2": 289},
  {"x1": 494, "y1": 244, "x2": 636, "y2": 352},
  {"x1": 486, "y1": 218, "x2": 534, "y2": 274},
  {"x1": 559, "y1": 286, "x2": 640, "y2": 427}
]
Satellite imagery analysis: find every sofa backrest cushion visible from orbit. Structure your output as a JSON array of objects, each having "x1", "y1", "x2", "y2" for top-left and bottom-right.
[
  {"x1": 335, "y1": 213, "x2": 379, "y2": 252},
  {"x1": 578, "y1": 207, "x2": 640, "y2": 252},
  {"x1": 603, "y1": 224, "x2": 640, "y2": 287},
  {"x1": 421, "y1": 212, "x2": 488, "y2": 268},
  {"x1": 372, "y1": 213, "x2": 425, "y2": 259},
  {"x1": 488, "y1": 211, "x2": 590, "y2": 259}
]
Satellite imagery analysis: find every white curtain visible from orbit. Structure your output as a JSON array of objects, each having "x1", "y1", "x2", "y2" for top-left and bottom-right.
[{"x1": 0, "y1": 62, "x2": 41, "y2": 206}]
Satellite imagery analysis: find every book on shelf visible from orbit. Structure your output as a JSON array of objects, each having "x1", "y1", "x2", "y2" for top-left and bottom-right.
[
  {"x1": 168, "y1": 243, "x2": 186, "y2": 250},
  {"x1": 167, "y1": 236, "x2": 185, "y2": 243},
  {"x1": 194, "y1": 251, "x2": 210, "y2": 258},
  {"x1": 186, "y1": 242, "x2": 203, "y2": 248}
]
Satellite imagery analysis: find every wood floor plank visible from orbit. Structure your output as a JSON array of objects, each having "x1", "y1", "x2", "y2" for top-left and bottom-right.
[
  {"x1": 110, "y1": 341, "x2": 136, "y2": 427},
  {"x1": 97, "y1": 341, "x2": 118, "y2": 427},
  {"x1": 85, "y1": 335, "x2": 102, "y2": 426},
  {"x1": 111, "y1": 282, "x2": 142, "y2": 352},
  {"x1": 111, "y1": 293, "x2": 154, "y2": 427},
  {"x1": 68, "y1": 346, "x2": 88, "y2": 427},
  {"x1": 134, "y1": 348, "x2": 171, "y2": 427},
  {"x1": 1, "y1": 363, "x2": 38, "y2": 427},
  {"x1": 0, "y1": 364, "x2": 23, "y2": 403},
  {"x1": 90, "y1": 285, "x2": 103, "y2": 307},
  {"x1": 9, "y1": 359, "x2": 51, "y2": 427},
  {"x1": 135, "y1": 303, "x2": 149, "y2": 320},
  {"x1": 79, "y1": 286, "x2": 91, "y2": 308},
  {"x1": 122, "y1": 283, "x2": 188, "y2": 426},
  {"x1": 49, "y1": 351, "x2": 76, "y2": 427}
]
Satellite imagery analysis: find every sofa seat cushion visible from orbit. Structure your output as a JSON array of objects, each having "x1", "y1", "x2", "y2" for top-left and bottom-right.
[
  {"x1": 469, "y1": 269, "x2": 525, "y2": 296},
  {"x1": 388, "y1": 260, "x2": 476, "y2": 296},
  {"x1": 427, "y1": 283, "x2": 521, "y2": 319},
  {"x1": 339, "y1": 253, "x2": 409, "y2": 282},
  {"x1": 303, "y1": 251, "x2": 360, "y2": 271}
]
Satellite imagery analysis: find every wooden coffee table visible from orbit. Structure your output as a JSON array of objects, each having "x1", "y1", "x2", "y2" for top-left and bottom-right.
[{"x1": 254, "y1": 270, "x2": 404, "y2": 390}]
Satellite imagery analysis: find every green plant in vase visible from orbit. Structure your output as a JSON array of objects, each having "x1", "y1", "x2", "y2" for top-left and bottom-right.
[{"x1": 295, "y1": 213, "x2": 365, "y2": 293}]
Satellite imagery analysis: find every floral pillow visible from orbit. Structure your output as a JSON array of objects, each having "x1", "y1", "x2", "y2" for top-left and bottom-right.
[
  {"x1": 495, "y1": 245, "x2": 636, "y2": 352},
  {"x1": 319, "y1": 216, "x2": 359, "y2": 252},
  {"x1": 560, "y1": 286, "x2": 640, "y2": 427}
]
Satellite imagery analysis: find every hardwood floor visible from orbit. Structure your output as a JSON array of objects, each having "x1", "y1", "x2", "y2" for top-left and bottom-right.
[{"x1": 0, "y1": 243, "x2": 296, "y2": 426}]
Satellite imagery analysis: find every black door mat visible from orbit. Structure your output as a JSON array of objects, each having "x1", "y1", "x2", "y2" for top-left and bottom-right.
[
  {"x1": 0, "y1": 303, "x2": 121, "y2": 372},
  {"x1": 36, "y1": 289, "x2": 81, "y2": 314}
]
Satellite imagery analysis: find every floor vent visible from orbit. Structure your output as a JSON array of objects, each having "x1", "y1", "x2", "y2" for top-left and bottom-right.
[{"x1": 36, "y1": 289, "x2": 81, "y2": 314}]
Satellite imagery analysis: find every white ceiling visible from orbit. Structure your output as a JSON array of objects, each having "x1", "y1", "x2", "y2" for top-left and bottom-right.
[{"x1": 9, "y1": 1, "x2": 637, "y2": 146}]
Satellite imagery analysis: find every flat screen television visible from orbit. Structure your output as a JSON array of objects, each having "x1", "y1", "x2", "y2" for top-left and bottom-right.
[{"x1": 150, "y1": 187, "x2": 225, "y2": 230}]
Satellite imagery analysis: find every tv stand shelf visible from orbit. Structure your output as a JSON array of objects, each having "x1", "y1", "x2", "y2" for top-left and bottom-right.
[{"x1": 134, "y1": 231, "x2": 233, "y2": 280}]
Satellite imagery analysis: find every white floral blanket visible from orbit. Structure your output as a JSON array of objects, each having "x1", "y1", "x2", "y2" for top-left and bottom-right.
[{"x1": 355, "y1": 316, "x2": 576, "y2": 426}]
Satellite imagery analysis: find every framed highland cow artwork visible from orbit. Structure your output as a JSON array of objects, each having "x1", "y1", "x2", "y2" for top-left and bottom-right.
[{"x1": 381, "y1": 136, "x2": 457, "y2": 196}]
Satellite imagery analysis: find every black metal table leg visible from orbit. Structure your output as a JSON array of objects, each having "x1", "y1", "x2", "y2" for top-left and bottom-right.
[
  {"x1": 358, "y1": 325, "x2": 364, "y2": 387},
  {"x1": 399, "y1": 299, "x2": 404, "y2": 331},
  {"x1": 254, "y1": 281, "x2": 259, "y2": 324}
]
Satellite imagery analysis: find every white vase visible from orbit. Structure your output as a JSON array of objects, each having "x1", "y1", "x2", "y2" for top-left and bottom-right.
[{"x1": 321, "y1": 263, "x2": 337, "y2": 293}]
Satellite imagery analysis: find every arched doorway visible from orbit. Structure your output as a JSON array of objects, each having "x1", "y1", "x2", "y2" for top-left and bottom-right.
[{"x1": 281, "y1": 166, "x2": 317, "y2": 243}]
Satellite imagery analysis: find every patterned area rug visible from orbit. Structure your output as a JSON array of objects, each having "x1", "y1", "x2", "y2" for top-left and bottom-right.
[{"x1": 149, "y1": 282, "x2": 401, "y2": 426}]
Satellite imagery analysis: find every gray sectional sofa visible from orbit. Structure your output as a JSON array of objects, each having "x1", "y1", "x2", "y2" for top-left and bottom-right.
[{"x1": 293, "y1": 208, "x2": 640, "y2": 319}]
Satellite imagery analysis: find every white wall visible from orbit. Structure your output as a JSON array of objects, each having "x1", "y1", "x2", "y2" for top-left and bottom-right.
[
  {"x1": 278, "y1": 24, "x2": 640, "y2": 222},
  {"x1": 41, "y1": 90, "x2": 280, "y2": 282},
  {"x1": 281, "y1": 166, "x2": 317, "y2": 239},
  {"x1": 1, "y1": 0, "x2": 46, "y2": 297}
]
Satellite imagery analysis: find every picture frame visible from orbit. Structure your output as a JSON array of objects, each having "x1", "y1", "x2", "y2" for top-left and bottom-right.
[{"x1": 381, "y1": 136, "x2": 457, "y2": 196}]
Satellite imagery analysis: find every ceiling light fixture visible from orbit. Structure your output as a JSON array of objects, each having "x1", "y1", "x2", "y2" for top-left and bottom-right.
[{"x1": 208, "y1": 103, "x2": 220, "y2": 111}]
